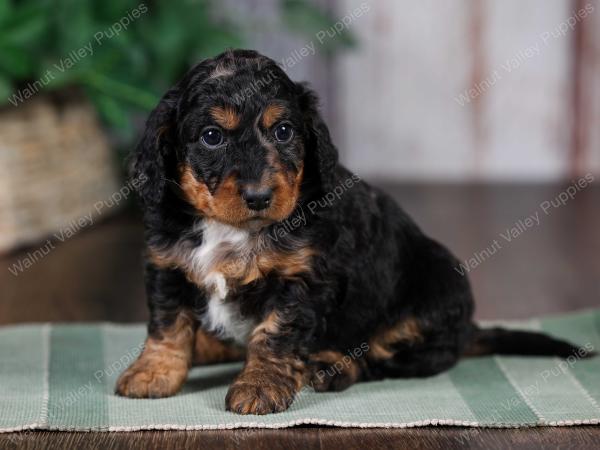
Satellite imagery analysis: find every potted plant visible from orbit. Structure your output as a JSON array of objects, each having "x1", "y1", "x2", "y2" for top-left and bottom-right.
[{"x1": 0, "y1": 0, "x2": 351, "y2": 252}]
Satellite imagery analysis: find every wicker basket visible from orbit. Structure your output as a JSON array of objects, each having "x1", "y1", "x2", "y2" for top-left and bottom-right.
[{"x1": 0, "y1": 93, "x2": 121, "y2": 253}]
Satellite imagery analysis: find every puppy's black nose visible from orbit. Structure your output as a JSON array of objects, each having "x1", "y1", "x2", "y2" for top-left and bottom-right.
[{"x1": 242, "y1": 187, "x2": 272, "y2": 211}]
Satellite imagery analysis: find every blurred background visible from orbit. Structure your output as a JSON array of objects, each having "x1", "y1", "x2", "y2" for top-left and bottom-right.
[{"x1": 1, "y1": 0, "x2": 599, "y2": 323}]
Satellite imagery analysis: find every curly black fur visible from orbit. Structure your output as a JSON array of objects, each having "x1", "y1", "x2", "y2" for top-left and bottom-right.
[{"x1": 122, "y1": 49, "x2": 591, "y2": 413}]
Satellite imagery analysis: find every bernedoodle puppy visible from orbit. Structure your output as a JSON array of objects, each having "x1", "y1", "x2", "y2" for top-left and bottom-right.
[{"x1": 116, "y1": 49, "x2": 591, "y2": 414}]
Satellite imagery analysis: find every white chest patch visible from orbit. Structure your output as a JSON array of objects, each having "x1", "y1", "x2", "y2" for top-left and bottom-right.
[
  {"x1": 201, "y1": 271, "x2": 255, "y2": 345},
  {"x1": 175, "y1": 220, "x2": 257, "y2": 344},
  {"x1": 202, "y1": 272, "x2": 254, "y2": 345}
]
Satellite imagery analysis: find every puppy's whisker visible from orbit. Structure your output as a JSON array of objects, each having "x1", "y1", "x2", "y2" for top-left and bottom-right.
[{"x1": 163, "y1": 177, "x2": 183, "y2": 189}]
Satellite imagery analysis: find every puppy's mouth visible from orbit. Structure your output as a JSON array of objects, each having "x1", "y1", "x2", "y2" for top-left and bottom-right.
[
  {"x1": 241, "y1": 216, "x2": 273, "y2": 231},
  {"x1": 240, "y1": 205, "x2": 289, "y2": 226},
  {"x1": 219, "y1": 202, "x2": 297, "y2": 231}
]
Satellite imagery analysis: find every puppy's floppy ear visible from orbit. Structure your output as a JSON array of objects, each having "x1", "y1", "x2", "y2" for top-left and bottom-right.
[
  {"x1": 130, "y1": 87, "x2": 179, "y2": 207},
  {"x1": 297, "y1": 83, "x2": 339, "y2": 193}
]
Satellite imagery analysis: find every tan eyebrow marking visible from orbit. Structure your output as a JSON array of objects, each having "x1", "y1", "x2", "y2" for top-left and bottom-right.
[
  {"x1": 210, "y1": 106, "x2": 240, "y2": 130},
  {"x1": 261, "y1": 103, "x2": 286, "y2": 128}
]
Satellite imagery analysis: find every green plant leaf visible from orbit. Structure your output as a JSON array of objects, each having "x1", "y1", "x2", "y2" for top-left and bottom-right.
[
  {"x1": 90, "y1": 92, "x2": 130, "y2": 129},
  {"x1": 0, "y1": 0, "x2": 357, "y2": 159},
  {"x1": 82, "y1": 70, "x2": 158, "y2": 110},
  {"x1": 0, "y1": 0, "x2": 11, "y2": 24},
  {"x1": 0, "y1": 74, "x2": 12, "y2": 103},
  {"x1": 0, "y1": 45, "x2": 36, "y2": 77},
  {"x1": 54, "y1": 2, "x2": 95, "y2": 56},
  {"x1": 0, "y1": 4, "x2": 47, "y2": 46}
]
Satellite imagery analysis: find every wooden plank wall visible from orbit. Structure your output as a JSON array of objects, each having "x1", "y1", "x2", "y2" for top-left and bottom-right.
[
  {"x1": 576, "y1": 0, "x2": 600, "y2": 176},
  {"x1": 218, "y1": 0, "x2": 336, "y2": 123},
  {"x1": 335, "y1": 0, "x2": 600, "y2": 181}
]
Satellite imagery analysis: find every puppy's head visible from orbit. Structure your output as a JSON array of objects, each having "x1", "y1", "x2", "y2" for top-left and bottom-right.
[{"x1": 132, "y1": 49, "x2": 338, "y2": 228}]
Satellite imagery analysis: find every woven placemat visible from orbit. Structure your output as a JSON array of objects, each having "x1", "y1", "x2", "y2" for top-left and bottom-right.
[{"x1": 1, "y1": 309, "x2": 599, "y2": 432}]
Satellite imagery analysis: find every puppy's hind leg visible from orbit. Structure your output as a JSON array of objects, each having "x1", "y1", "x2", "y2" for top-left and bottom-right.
[
  {"x1": 366, "y1": 317, "x2": 462, "y2": 379},
  {"x1": 309, "y1": 351, "x2": 364, "y2": 392},
  {"x1": 366, "y1": 237, "x2": 474, "y2": 379}
]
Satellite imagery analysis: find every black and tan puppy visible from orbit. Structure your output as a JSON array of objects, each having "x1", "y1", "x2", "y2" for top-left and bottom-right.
[{"x1": 116, "y1": 49, "x2": 589, "y2": 414}]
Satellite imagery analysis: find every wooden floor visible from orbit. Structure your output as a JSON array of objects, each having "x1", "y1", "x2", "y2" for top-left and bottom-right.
[{"x1": 1, "y1": 183, "x2": 599, "y2": 449}]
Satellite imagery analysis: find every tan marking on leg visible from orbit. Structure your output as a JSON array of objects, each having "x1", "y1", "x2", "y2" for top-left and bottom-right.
[
  {"x1": 368, "y1": 317, "x2": 423, "y2": 360},
  {"x1": 193, "y1": 328, "x2": 245, "y2": 365},
  {"x1": 309, "y1": 350, "x2": 362, "y2": 392},
  {"x1": 115, "y1": 311, "x2": 195, "y2": 398},
  {"x1": 249, "y1": 310, "x2": 280, "y2": 336},
  {"x1": 225, "y1": 312, "x2": 307, "y2": 415},
  {"x1": 210, "y1": 106, "x2": 240, "y2": 130}
]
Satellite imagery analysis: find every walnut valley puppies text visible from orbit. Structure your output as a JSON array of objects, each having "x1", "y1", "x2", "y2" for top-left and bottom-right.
[
  {"x1": 7, "y1": 174, "x2": 147, "y2": 276},
  {"x1": 455, "y1": 173, "x2": 595, "y2": 275},
  {"x1": 7, "y1": 3, "x2": 148, "y2": 107}
]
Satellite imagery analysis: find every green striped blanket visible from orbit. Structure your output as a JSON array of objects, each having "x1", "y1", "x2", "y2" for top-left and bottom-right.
[{"x1": 1, "y1": 309, "x2": 599, "y2": 432}]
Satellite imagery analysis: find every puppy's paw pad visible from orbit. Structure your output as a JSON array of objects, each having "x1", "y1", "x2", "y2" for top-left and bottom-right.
[
  {"x1": 115, "y1": 361, "x2": 187, "y2": 399},
  {"x1": 225, "y1": 380, "x2": 294, "y2": 415}
]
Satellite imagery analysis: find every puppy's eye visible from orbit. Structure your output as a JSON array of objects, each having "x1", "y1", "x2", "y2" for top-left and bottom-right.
[
  {"x1": 201, "y1": 127, "x2": 224, "y2": 148},
  {"x1": 274, "y1": 123, "x2": 294, "y2": 143}
]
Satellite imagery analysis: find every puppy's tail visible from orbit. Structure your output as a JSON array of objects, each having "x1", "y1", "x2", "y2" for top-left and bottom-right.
[{"x1": 464, "y1": 325, "x2": 596, "y2": 358}]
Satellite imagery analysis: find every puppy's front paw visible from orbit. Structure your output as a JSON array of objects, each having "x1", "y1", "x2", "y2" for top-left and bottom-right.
[
  {"x1": 115, "y1": 358, "x2": 188, "y2": 399},
  {"x1": 225, "y1": 374, "x2": 296, "y2": 415}
]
